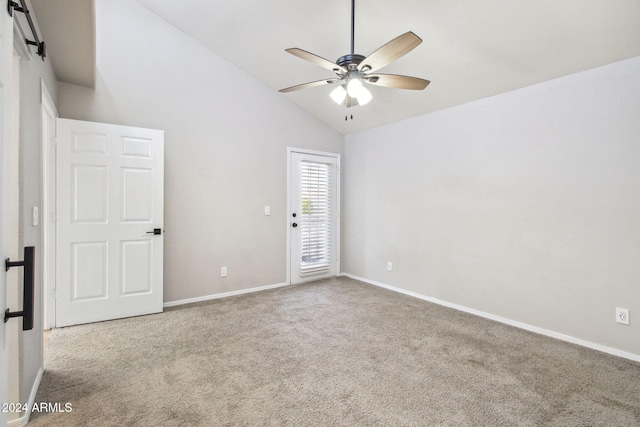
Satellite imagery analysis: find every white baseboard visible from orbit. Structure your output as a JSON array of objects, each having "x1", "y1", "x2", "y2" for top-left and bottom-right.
[
  {"x1": 7, "y1": 367, "x2": 44, "y2": 427},
  {"x1": 6, "y1": 413, "x2": 23, "y2": 427},
  {"x1": 340, "y1": 273, "x2": 640, "y2": 363},
  {"x1": 163, "y1": 282, "x2": 290, "y2": 308}
]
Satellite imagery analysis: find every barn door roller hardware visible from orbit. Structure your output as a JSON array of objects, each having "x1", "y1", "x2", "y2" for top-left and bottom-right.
[
  {"x1": 4, "y1": 246, "x2": 35, "y2": 331},
  {"x1": 7, "y1": 0, "x2": 46, "y2": 60}
]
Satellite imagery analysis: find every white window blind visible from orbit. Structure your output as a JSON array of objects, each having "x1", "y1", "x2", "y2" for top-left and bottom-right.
[{"x1": 299, "y1": 160, "x2": 332, "y2": 276}]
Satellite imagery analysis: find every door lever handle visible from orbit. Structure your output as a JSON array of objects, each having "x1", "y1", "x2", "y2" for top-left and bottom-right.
[{"x1": 147, "y1": 228, "x2": 162, "y2": 235}]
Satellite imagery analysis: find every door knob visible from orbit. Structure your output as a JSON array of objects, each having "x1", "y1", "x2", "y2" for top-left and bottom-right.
[
  {"x1": 292, "y1": 223, "x2": 298, "y2": 228},
  {"x1": 292, "y1": 213, "x2": 297, "y2": 217}
]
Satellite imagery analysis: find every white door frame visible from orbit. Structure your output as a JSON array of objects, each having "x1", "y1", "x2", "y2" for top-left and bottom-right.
[
  {"x1": 286, "y1": 147, "x2": 341, "y2": 285},
  {"x1": 41, "y1": 79, "x2": 57, "y2": 330}
]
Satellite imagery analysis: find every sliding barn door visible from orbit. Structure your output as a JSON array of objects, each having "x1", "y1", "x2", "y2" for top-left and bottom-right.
[
  {"x1": 56, "y1": 119, "x2": 164, "y2": 327},
  {"x1": 0, "y1": 7, "x2": 14, "y2": 422},
  {"x1": 289, "y1": 150, "x2": 340, "y2": 284}
]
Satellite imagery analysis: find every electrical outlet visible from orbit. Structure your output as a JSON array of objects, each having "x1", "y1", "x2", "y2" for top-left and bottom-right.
[
  {"x1": 615, "y1": 307, "x2": 629, "y2": 325},
  {"x1": 220, "y1": 266, "x2": 228, "y2": 278},
  {"x1": 387, "y1": 262, "x2": 393, "y2": 272},
  {"x1": 264, "y1": 206, "x2": 271, "y2": 216}
]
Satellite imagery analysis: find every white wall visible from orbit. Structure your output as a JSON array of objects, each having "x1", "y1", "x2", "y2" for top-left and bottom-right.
[
  {"x1": 343, "y1": 56, "x2": 640, "y2": 356},
  {"x1": 57, "y1": 0, "x2": 343, "y2": 303}
]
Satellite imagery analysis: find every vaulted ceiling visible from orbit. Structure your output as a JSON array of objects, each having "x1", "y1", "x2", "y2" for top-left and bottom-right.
[{"x1": 32, "y1": 0, "x2": 640, "y2": 134}]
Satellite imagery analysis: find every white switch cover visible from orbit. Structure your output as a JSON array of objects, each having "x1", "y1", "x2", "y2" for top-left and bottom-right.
[
  {"x1": 32, "y1": 206, "x2": 39, "y2": 226},
  {"x1": 387, "y1": 262, "x2": 393, "y2": 271},
  {"x1": 264, "y1": 206, "x2": 271, "y2": 216},
  {"x1": 221, "y1": 266, "x2": 228, "y2": 277}
]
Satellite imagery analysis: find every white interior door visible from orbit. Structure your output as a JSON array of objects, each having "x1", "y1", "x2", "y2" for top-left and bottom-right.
[
  {"x1": 0, "y1": 6, "x2": 14, "y2": 424},
  {"x1": 56, "y1": 119, "x2": 164, "y2": 327},
  {"x1": 289, "y1": 149, "x2": 340, "y2": 284}
]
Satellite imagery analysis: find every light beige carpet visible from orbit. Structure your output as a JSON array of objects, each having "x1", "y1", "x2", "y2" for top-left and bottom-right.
[{"x1": 30, "y1": 277, "x2": 640, "y2": 426}]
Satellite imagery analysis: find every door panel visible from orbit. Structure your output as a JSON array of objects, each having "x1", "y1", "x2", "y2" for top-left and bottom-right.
[
  {"x1": 71, "y1": 241, "x2": 108, "y2": 301},
  {"x1": 56, "y1": 119, "x2": 164, "y2": 327},
  {"x1": 121, "y1": 240, "x2": 152, "y2": 295},
  {"x1": 72, "y1": 165, "x2": 108, "y2": 222},
  {"x1": 289, "y1": 150, "x2": 340, "y2": 284},
  {"x1": 122, "y1": 167, "x2": 153, "y2": 221}
]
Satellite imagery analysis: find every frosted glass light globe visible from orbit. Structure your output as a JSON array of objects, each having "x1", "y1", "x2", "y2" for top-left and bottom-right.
[
  {"x1": 346, "y1": 78, "x2": 364, "y2": 97},
  {"x1": 357, "y1": 87, "x2": 372, "y2": 106},
  {"x1": 330, "y1": 86, "x2": 347, "y2": 105}
]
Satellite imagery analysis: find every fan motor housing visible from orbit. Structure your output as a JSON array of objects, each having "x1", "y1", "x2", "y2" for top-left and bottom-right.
[{"x1": 337, "y1": 54, "x2": 366, "y2": 69}]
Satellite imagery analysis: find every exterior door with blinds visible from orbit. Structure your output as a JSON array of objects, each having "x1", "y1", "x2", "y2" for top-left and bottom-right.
[{"x1": 289, "y1": 150, "x2": 339, "y2": 284}]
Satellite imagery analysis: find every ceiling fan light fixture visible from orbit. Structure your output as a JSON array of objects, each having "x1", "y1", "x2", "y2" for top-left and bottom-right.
[
  {"x1": 330, "y1": 85, "x2": 347, "y2": 105},
  {"x1": 279, "y1": 0, "x2": 430, "y2": 113}
]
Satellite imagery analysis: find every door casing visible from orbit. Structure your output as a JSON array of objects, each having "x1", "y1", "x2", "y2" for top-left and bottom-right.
[{"x1": 41, "y1": 80, "x2": 57, "y2": 330}]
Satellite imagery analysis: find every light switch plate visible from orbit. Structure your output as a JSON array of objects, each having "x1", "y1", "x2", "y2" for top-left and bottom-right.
[
  {"x1": 32, "y1": 206, "x2": 39, "y2": 226},
  {"x1": 265, "y1": 206, "x2": 271, "y2": 216}
]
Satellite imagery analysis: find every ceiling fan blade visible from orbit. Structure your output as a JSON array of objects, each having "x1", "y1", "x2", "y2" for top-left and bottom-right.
[
  {"x1": 366, "y1": 74, "x2": 430, "y2": 90},
  {"x1": 279, "y1": 78, "x2": 340, "y2": 93},
  {"x1": 358, "y1": 31, "x2": 422, "y2": 72},
  {"x1": 285, "y1": 48, "x2": 347, "y2": 73}
]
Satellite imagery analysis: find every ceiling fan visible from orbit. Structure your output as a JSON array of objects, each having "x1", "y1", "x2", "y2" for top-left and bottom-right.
[{"x1": 279, "y1": 0, "x2": 430, "y2": 109}]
